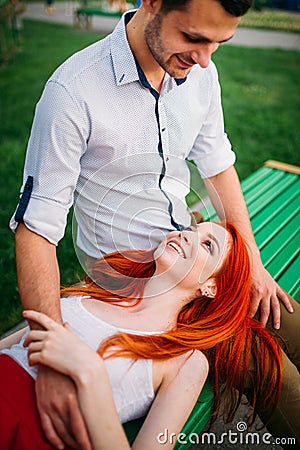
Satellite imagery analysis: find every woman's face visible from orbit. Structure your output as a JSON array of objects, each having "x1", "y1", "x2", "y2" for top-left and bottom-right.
[{"x1": 154, "y1": 222, "x2": 230, "y2": 291}]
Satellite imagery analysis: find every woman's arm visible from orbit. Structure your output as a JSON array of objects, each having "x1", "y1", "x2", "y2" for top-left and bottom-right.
[
  {"x1": 74, "y1": 355, "x2": 130, "y2": 450},
  {"x1": 132, "y1": 351, "x2": 209, "y2": 450},
  {"x1": 24, "y1": 310, "x2": 208, "y2": 450},
  {"x1": 23, "y1": 310, "x2": 130, "y2": 450}
]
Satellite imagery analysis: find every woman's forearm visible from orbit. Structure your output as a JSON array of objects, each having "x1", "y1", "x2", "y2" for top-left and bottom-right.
[{"x1": 75, "y1": 363, "x2": 130, "y2": 450}]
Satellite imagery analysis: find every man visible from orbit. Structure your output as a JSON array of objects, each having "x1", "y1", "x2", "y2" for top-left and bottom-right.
[{"x1": 11, "y1": 0, "x2": 299, "y2": 448}]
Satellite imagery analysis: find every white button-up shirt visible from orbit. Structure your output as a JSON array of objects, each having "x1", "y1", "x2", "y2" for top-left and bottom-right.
[{"x1": 10, "y1": 11, "x2": 235, "y2": 258}]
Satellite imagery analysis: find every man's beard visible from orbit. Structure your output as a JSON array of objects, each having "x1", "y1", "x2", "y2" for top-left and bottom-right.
[{"x1": 144, "y1": 12, "x2": 178, "y2": 78}]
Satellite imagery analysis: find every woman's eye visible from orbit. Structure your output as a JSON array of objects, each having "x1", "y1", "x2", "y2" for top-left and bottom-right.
[{"x1": 204, "y1": 240, "x2": 213, "y2": 253}]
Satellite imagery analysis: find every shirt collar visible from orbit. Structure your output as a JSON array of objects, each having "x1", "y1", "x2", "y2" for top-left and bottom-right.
[{"x1": 110, "y1": 10, "x2": 140, "y2": 86}]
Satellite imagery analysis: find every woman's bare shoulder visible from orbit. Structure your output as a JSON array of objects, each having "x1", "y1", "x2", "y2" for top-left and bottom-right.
[{"x1": 153, "y1": 350, "x2": 209, "y2": 392}]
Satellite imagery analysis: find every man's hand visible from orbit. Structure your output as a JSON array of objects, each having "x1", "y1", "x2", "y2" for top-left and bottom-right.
[
  {"x1": 249, "y1": 257, "x2": 294, "y2": 329},
  {"x1": 36, "y1": 365, "x2": 92, "y2": 450}
]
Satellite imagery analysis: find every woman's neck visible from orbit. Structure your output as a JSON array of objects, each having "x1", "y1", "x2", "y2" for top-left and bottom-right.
[{"x1": 129, "y1": 274, "x2": 193, "y2": 328}]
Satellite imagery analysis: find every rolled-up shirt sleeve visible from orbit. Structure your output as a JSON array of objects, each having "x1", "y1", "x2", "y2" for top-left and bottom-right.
[
  {"x1": 10, "y1": 80, "x2": 88, "y2": 245},
  {"x1": 188, "y1": 62, "x2": 236, "y2": 179}
]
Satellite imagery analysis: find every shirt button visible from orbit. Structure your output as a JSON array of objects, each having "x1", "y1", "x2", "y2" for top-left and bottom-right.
[{"x1": 161, "y1": 127, "x2": 166, "y2": 132}]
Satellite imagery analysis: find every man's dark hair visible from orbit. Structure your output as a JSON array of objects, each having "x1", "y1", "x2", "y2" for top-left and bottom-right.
[{"x1": 159, "y1": 0, "x2": 253, "y2": 17}]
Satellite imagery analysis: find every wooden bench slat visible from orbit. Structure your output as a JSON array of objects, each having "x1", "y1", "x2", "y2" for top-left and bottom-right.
[
  {"x1": 277, "y1": 257, "x2": 300, "y2": 299},
  {"x1": 239, "y1": 165, "x2": 271, "y2": 192},
  {"x1": 245, "y1": 172, "x2": 298, "y2": 218},
  {"x1": 254, "y1": 197, "x2": 299, "y2": 249},
  {"x1": 264, "y1": 231, "x2": 300, "y2": 280},
  {"x1": 250, "y1": 181, "x2": 300, "y2": 234},
  {"x1": 242, "y1": 168, "x2": 285, "y2": 204},
  {"x1": 260, "y1": 213, "x2": 299, "y2": 265}
]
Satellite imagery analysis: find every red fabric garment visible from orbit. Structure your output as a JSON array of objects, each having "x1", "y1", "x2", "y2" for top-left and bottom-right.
[{"x1": 0, "y1": 354, "x2": 57, "y2": 450}]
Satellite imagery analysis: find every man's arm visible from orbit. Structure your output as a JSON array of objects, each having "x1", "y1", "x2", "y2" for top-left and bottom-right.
[
  {"x1": 15, "y1": 224, "x2": 91, "y2": 450},
  {"x1": 204, "y1": 165, "x2": 293, "y2": 328},
  {"x1": 15, "y1": 224, "x2": 61, "y2": 323}
]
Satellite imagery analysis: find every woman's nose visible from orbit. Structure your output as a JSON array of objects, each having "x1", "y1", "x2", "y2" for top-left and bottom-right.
[{"x1": 180, "y1": 231, "x2": 189, "y2": 244}]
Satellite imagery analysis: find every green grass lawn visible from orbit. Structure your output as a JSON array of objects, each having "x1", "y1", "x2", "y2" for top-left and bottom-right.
[{"x1": 0, "y1": 19, "x2": 299, "y2": 334}]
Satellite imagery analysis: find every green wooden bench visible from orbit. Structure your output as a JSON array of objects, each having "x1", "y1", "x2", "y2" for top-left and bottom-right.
[{"x1": 123, "y1": 160, "x2": 300, "y2": 448}]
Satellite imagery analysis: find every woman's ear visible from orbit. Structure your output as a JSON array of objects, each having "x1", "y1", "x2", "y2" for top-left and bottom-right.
[{"x1": 199, "y1": 278, "x2": 217, "y2": 298}]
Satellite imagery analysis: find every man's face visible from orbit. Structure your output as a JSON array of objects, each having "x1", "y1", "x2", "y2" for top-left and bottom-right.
[{"x1": 144, "y1": 0, "x2": 240, "y2": 77}]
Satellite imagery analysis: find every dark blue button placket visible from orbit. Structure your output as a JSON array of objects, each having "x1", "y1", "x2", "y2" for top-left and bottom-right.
[{"x1": 136, "y1": 65, "x2": 183, "y2": 231}]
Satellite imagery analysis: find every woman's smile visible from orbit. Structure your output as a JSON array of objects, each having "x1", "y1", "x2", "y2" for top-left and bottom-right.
[{"x1": 166, "y1": 239, "x2": 186, "y2": 258}]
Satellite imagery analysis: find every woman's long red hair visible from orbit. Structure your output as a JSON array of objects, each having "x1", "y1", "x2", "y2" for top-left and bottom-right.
[{"x1": 62, "y1": 222, "x2": 282, "y2": 424}]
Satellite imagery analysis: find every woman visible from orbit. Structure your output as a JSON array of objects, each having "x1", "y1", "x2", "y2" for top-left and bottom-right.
[{"x1": 0, "y1": 222, "x2": 282, "y2": 450}]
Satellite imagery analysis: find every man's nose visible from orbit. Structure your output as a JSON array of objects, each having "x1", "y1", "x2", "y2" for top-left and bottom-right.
[{"x1": 191, "y1": 42, "x2": 219, "y2": 68}]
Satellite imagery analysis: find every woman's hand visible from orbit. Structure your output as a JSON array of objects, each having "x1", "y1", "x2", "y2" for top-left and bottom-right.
[{"x1": 23, "y1": 310, "x2": 103, "y2": 384}]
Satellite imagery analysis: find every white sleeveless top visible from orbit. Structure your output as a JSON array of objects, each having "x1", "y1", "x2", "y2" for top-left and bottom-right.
[{"x1": 2, "y1": 296, "x2": 158, "y2": 423}]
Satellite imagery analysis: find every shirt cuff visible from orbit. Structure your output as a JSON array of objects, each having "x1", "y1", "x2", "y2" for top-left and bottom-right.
[
  {"x1": 195, "y1": 142, "x2": 236, "y2": 179},
  {"x1": 10, "y1": 196, "x2": 69, "y2": 245}
]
